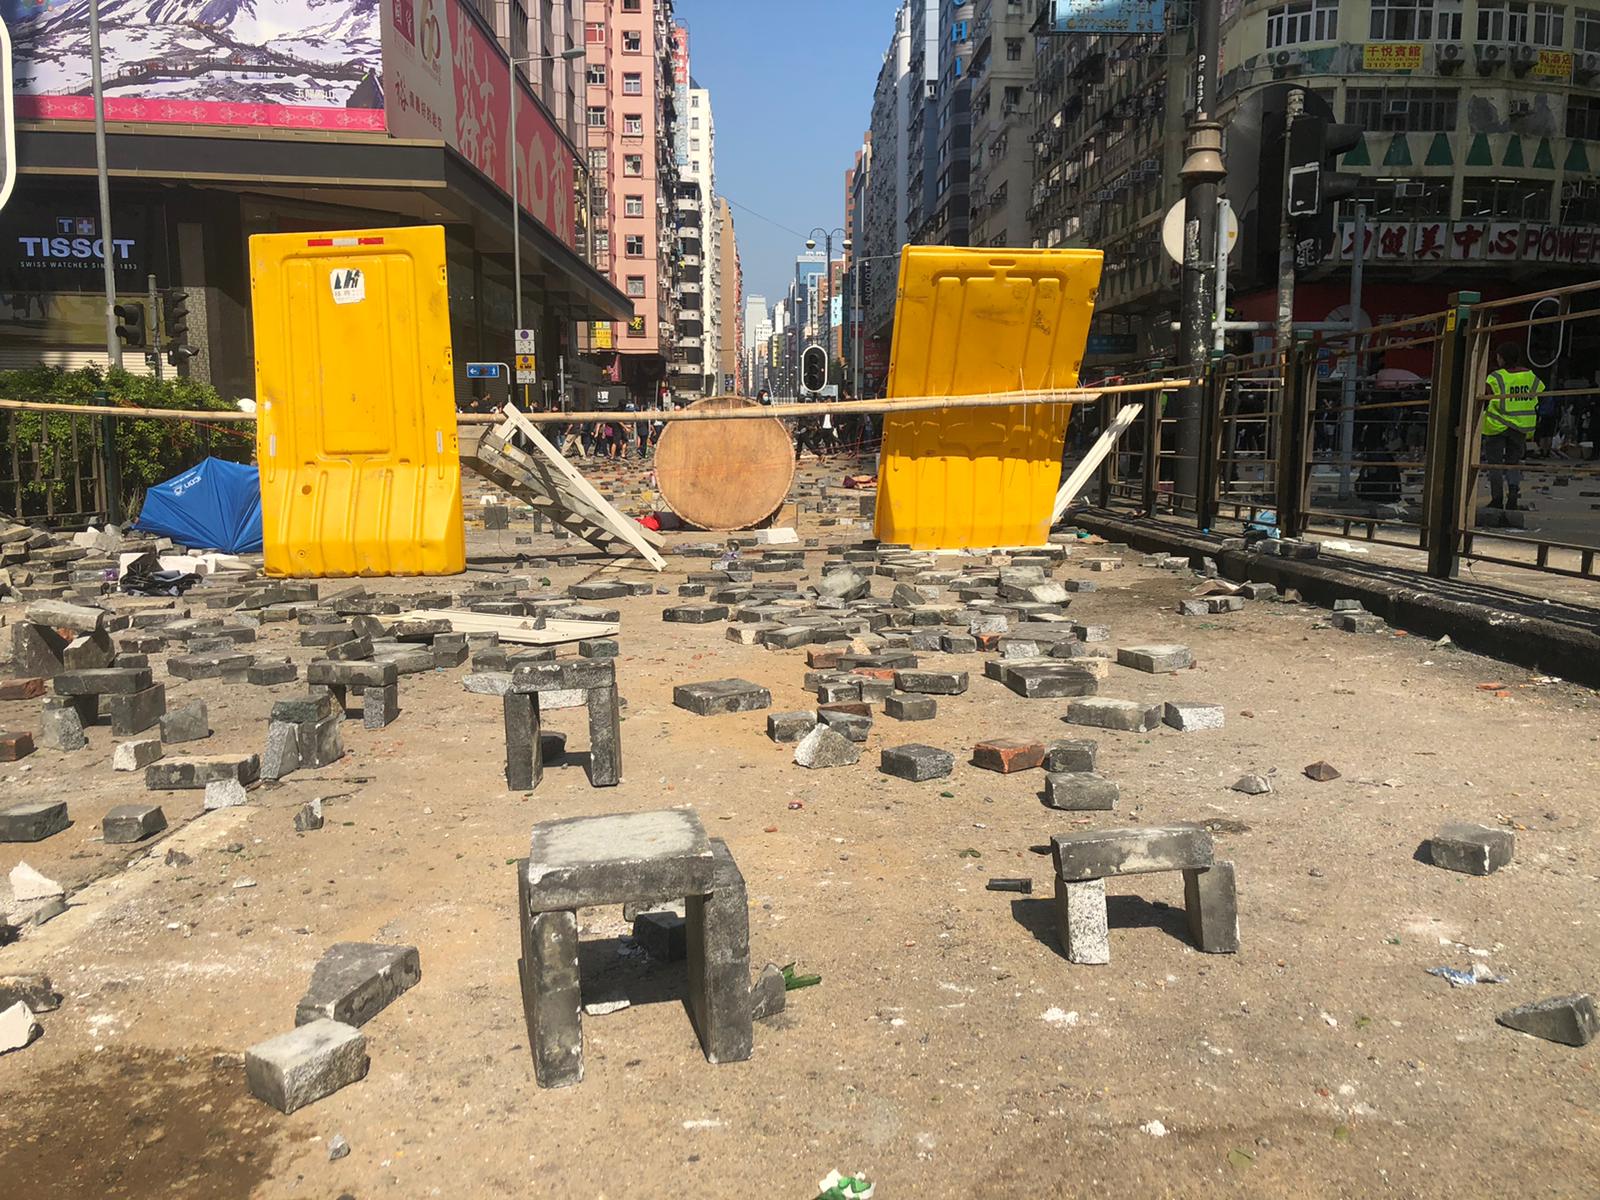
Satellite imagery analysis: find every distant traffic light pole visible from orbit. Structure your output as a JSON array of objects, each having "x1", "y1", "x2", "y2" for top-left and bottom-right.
[
  {"x1": 87, "y1": 0, "x2": 121, "y2": 370},
  {"x1": 1175, "y1": 0, "x2": 1226, "y2": 514}
]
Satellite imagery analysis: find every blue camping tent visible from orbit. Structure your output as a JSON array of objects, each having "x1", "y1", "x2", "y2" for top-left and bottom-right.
[{"x1": 133, "y1": 458, "x2": 263, "y2": 554}]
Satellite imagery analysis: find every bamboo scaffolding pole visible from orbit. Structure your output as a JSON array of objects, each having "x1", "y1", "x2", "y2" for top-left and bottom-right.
[{"x1": 1, "y1": 379, "x2": 1195, "y2": 427}]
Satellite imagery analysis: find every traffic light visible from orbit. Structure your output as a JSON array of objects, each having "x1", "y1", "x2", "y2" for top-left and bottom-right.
[
  {"x1": 801, "y1": 344, "x2": 827, "y2": 394},
  {"x1": 113, "y1": 301, "x2": 147, "y2": 349},
  {"x1": 1224, "y1": 84, "x2": 1359, "y2": 292},
  {"x1": 160, "y1": 288, "x2": 198, "y2": 366}
]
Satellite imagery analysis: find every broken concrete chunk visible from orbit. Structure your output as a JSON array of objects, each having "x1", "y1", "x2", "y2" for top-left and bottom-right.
[
  {"x1": 793, "y1": 725, "x2": 861, "y2": 769},
  {"x1": 295, "y1": 943, "x2": 422, "y2": 1028},
  {"x1": 750, "y1": 963, "x2": 787, "y2": 1021},
  {"x1": 1163, "y1": 701, "x2": 1224, "y2": 732},
  {"x1": 1303, "y1": 761, "x2": 1342, "y2": 782},
  {"x1": 1428, "y1": 822, "x2": 1515, "y2": 876},
  {"x1": 203, "y1": 779, "x2": 250, "y2": 810},
  {"x1": 1231, "y1": 773, "x2": 1272, "y2": 796},
  {"x1": 112, "y1": 738, "x2": 163, "y2": 771},
  {"x1": 1497, "y1": 994, "x2": 1599, "y2": 1047},
  {"x1": 10, "y1": 861, "x2": 65, "y2": 901},
  {"x1": 0, "y1": 1001, "x2": 41, "y2": 1055},
  {"x1": 245, "y1": 1019, "x2": 370, "y2": 1114}
]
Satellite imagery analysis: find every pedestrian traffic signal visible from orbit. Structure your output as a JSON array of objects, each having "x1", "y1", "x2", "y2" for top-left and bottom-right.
[
  {"x1": 113, "y1": 301, "x2": 147, "y2": 349},
  {"x1": 801, "y1": 344, "x2": 827, "y2": 394},
  {"x1": 1287, "y1": 111, "x2": 1361, "y2": 260}
]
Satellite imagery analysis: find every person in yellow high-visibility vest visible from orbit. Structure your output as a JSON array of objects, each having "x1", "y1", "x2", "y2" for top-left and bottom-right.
[{"x1": 1481, "y1": 343, "x2": 1543, "y2": 511}]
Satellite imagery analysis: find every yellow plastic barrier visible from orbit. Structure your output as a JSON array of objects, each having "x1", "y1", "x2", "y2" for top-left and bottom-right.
[
  {"x1": 250, "y1": 226, "x2": 465, "y2": 577},
  {"x1": 874, "y1": 246, "x2": 1103, "y2": 550}
]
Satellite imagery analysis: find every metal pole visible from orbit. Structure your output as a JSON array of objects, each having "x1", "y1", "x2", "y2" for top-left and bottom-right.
[
  {"x1": 1337, "y1": 202, "x2": 1365, "y2": 499},
  {"x1": 509, "y1": 53, "x2": 521, "y2": 338},
  {"x1": 88, "y1": 0, "x2": 121, "y2": 370},
  {"x1": 1213, "y1": 197, "x2": 1232, "y2": 355},
  {"x1": 1275, "y1": 88, "x2": 1305, "y2": 357},
  {"x1": 1174, "y1": 0, "x2": 1224, "y2": 516},
  {"x1": 147, "y1": 273, "x2": 161, "y2": 381}
]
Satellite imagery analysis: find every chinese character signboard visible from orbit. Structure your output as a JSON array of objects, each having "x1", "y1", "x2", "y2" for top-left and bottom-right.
[
  {"x1": 1534, "y1": 50, "x2": 1574, "y2": 78},
  {"x1": 1338, "y1": 219, "x2": 1600, "y2": 265},
  {"x1": 1363, "y1": 43, "x2": 1424, "y2": 71},
  {"x1": 1049, "y1": 0, "x2": 1165, "y2": 35},
  {"x1": 591, "y1": 322, "x2": 614, "y2": 349}
]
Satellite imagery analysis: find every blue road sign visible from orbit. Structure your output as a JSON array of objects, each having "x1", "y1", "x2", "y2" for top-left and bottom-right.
[{"x1": 466, "y1": 363, "x2": 503, "y2": 379}]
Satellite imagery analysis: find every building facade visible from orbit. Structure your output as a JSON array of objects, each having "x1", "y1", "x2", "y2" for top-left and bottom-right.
[
  {"x1": 2, "y1": 0, "x2": 629, "y2": 406},
  {"x1": 715, "y1": 197, "x2": 744, "y2": 394},
  {"x1": 669, "y1": 84, "x2": 719, "y2": 399},
  {"x1": 968, "y1": 0, "x2": 1038, "y2": 248},
  {"x1": 582, "y1": 0, "x2": 680, "y2": 406}
]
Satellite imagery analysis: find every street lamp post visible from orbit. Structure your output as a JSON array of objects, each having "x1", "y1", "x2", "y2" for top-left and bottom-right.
[
  {"x1": 87, "y1": 0, "x2": 120, "y2": 371},
  {"x1": 805, "y1": 227, "x2": 848, "y2": 391},
  {"x1": 508, "y1": 44, "x2": 585, "y2": 405}
]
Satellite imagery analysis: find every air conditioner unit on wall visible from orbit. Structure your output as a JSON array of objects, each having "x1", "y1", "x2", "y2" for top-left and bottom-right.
[
  {"x1": 1269, "y1": 48, "x2": 1305, "y2": 72},
  {"x1": 1385, "y1": 99, "x2": 1411, "y2": 118},
  {"x1": 1435, "y1": 42, "x2": 1467, "y2": 71},
  {"x1": 1509, "y1": 42, "x2": 1539, "y2": 73},
  {"x1": 1579, "y1": 51, "x2": 1600, "y2": 79},
  {"x1": 1475, "y1": 43, "x2": 1508, "y2": 71},
  {"x1": 1509, "y1": 98, "x2": 1533, "y2": 117}
]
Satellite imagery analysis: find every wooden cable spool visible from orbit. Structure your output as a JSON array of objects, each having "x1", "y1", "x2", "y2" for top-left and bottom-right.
[{"x1": 652, "y1": 395, "x2": 796, "y2": 531}]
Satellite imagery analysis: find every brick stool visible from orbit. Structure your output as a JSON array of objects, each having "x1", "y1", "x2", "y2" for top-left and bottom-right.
[
  {"x1": 517, "y1": 809, "x2": 752, "y2": 1088},
  {"x1": 502, "y1": 659, "x2": 622, "y2": 790}
]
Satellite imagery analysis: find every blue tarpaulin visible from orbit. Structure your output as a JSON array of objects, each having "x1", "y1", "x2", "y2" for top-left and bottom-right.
[{"x1": 133, "y1": 458, "x2": 263, "y2": 554}]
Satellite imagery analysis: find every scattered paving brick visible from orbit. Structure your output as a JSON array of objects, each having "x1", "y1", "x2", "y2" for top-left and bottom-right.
[
  {"x1": 295, "y1": 942, "x2": 422, "y2": 1028},
  {"x1": 1176, "y1": 600, "x2": 1211, "y2": 616},
  {"x1": 1163, "y1": 701, "x2": 1225, "y2": 732},
  {"x1": 0, "y1": 801, "x2": 70, "y2": 843},
  {"x1": 750, "y1": 963, "x2": 787, "y2": 1021},
  {"x1": 246, "y1": 1019, "x2": 370, "y2": 1114},
  {"x1": 146, "y1": 754, "x2": 261, "y2": 790},
  {"x1": 1116, "y1": 645, "x2": 1194, "y2": 673},
  {"x1": 1427, "y1": 822, "x2": 1515, "y2": 876},
  {"x1": 818, "y1": 710, "x2": 872, "y2": 742},
  {"x1": 1044, "y1": 739, "x2": 1098, "y2": 773},
  {"x1": 246, "y1": 659, "x2": 298, "y2": 685},
  {"x1": 112, "y1": 738, "x2": 163, "y2": 771},
  {"x1": 1002, "y1": 662, "x2": 1100, "y2": 699},
  {"x1": 159, "y1": 699, "x2": 210, "y2": 743},
  {"x1": 38, "y1": 702, "x2": 88, "y2": 752},
  {"x1": 885, "y1": 693, "x2": 936, "y2": 721},
  {"x1": 1043, "y1": 772, "x2": 1120, "y2": 811},
  {"x1": 1065, "y1": 698, "x2": 1163, "y2": 733},
  {"x1": 1303, "y1": 760, "x2": 1342, "y2": 782},
  {"x1": 663, "y1": 604, "x2": 730, "y2": 624},
  {"x1": 879, "y1": 743, "x2": 955, "y2": 782},
  {"x1": 0, "y1": 678, "x2": 46, "y2": 700},
  {"x1": 892, "y1": 669, "x2": 968, "y2": 696},
  {"x1": 972, "y1": 739, "x2": 1047, "y2": 773},
  {"x1": 0, "y1": 732, "x2": 35, "y2": 762},
  {"x1": 632, "y1": 911, "x2": 688, "y2": 962},
  {"x1": 673, "y1": 679, "x2": 772, "y2": 716},
  {"x1": 102, "y1": 803, "x2": 167, "y2": 844},
  {"x1": 1231, "y1": 773, "x2": 1273, "y2": 795},
  {"x1": 1496, "y1": 995, "x2": 1599, "y2": 1047}
]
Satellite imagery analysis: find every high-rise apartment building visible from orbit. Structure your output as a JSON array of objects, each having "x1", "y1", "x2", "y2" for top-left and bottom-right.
[
  {"x1": 917, "y1": 1, "x2": 977, "y2": 244},
  {"x1": 715, "y1": 197, "x2": 744, "y2": 393},
  {"x1": 583, "y1": 0, "x2": 680, "y2": 406},
  {"x1": 671, "y1": 83, "x2": 719, "y2": 398},
  {"x1": 864, "y1": 3, "x2": 916, "y2": 353},
  {"x1": 968, "y1": 0, "x2": 1037, "y2": 247}
]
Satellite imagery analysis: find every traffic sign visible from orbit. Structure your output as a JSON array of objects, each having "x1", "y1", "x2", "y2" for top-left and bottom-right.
[
  {"x1": 515, "y1": 353, "x2": 536, "y2": 386},
  {"x1": 466, "y1": 363, "x2": 503, "y2": 379},
  {"x1": 0, "y1": 16, "x2": 15, "y2": 213},
  {"x1": 515, "y1": 328, "x2": 536, "y2": 354},
  {"x1": 1161, "y1": 201, "x2": 1239, "y2": 266}
]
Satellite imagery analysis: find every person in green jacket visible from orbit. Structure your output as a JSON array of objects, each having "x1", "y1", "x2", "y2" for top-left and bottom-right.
[{"x1": 1481, "y1": 343, "x2": 1543, "y2": 511}]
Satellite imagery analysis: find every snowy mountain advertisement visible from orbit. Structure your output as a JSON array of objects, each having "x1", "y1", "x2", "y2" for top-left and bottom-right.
[
  {"x1": 383, "y1": 0, "x2": 575, "y2": 248},
  {"x1": 3, "y1": 0, "x2": 385, "y2": 129}
]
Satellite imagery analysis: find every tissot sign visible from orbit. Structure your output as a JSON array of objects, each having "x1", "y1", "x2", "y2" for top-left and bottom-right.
[{"x1": 13, "y1": 216, "x2": 140, "y2": 274}]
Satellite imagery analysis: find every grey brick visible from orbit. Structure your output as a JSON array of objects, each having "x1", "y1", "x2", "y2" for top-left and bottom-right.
[
  {"x1": 1428, "y1": 823, "x2": 1515, "y2": 876},
  {"x1": 262, "y1": 722, "x2": 302, "y2": 780},
  {"x1": 1051, "y1": 825, "x2": 1214, "y2": 882},
  {"x1": 52, "y1": 666, "x2": 151, "y2": 696},
  {"x1": 522, "y1": 809, "x2": 715, "y2": 914},
  {"x1": 168, "y1": 653, "x2": 253, "y2": 680},
  {"x1": 145, "y1": 754, "x2": 260, "y2": 790},
  {"x1": 1044, "y1": 738, "x2": 1098, "y2": 773},
  {"x1": 1117, "y1": 644, "x2": 1194, "y2": 673},
  {"x1": 1003, "y1": 662, "x2": 1099, "y2": 699},
  {"x1": 105, "y1": 683, "x2": 165, "y2": 736},
  {"x1": 203, "y1": 779, "x2": 250, "y2": 810},
  {"x1": 0, "y1": 800, "x2": 70, "y2": 843},
  {"x1": 673, "y1": 678, "x2": 772, "y2": 716},
  {"x1": 39, "y1": 703, "x2": 88, "y2": 751},
  {"x1": 245, "y1": 1019, "x2": 370, "y2": 1114},
  {"x1": 295, "y1": 942, "x2": 422, "y2": 1028},
  {"x1": 818, "y1": 709, "x2": 872, "y2": 742},
  {"x1": 1163, "y1": 701, "x2": 1224, "y2": 732},
  {"x1": 767, "y1": 711, "x2": 817, "y2": 743},
  {"x1": 1043, "y1": 771, "x2": 1119, "y2": 811},
  {"x1": 663, "y1": 604, "x2": 729, "y2": 623},
  {"x1": 112, "y1": 738, "x2": 163, "y2": 771},
  {"x1": 1184, "y1": 861, "x2": 1240, "y2": 953},
  {"x1": 1065, "y1": 697, "x2": 1163, "y2": 733},
  {"x1": 685, "y1": 840, "x2": 754, "y2": 1064},
  {"x1": 362, "y1": 683, "x2": 400, "y2": 730},
  {"x1": 103, "y1": 803, "x2": 167, "y2": 844},
  {"x1": 892, "y1": 669, "x2": 968, "y2": 695},
  {"x1": 879, "y1": 743, "x2": 954, "y2": 782},
  {"x1": 297, "y1": 714, "x2": 344, "y2": 769},
  {"x1": 247, "y1": 659, "x2": 298, "y2": 685},
  {"x1": 884, "y1": 693, "x2": 936, "y2": 721},
  {"x1": 1055, "y1": 877, "x2": 1110, "y2": 964},
  {"x1": 159, "y1": 699, "x2": 209, "y2": 743},
  {"x1": 1497, "y1": 994, "x2": 1599, "y2": 1047},
  {"x1": 632, "y1": 910, "x2": 687, "y2": 962},
  {"x1": 750, "y1": 962, "x2": 787, "y2": 1021}
]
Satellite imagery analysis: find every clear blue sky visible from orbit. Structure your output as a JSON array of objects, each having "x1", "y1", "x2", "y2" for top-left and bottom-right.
[{"x1": 673, "y1": 0, "x2": 889, "y2": 313}]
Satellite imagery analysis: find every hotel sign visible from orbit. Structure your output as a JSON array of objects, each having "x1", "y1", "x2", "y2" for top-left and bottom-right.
[{"x1": 1363, "y1": 43, "x2": 1424, "y2": 71}]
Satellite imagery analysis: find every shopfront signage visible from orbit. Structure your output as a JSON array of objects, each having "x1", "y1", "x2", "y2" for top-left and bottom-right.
[
  {"x1": 1338, "y1": 219, "x2": 1600, "y2": 265},
  {"x1": 1363, "y1": 43, "x2": 1424, "y2": 71}
]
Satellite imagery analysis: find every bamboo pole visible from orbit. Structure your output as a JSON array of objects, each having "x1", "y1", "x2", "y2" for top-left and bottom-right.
[{"x1": 0, "y1": 379, "x2": 1194, "y2": 427}]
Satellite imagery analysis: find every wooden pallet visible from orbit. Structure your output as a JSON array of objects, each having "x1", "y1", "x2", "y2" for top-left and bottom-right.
[{"x1": 464, "y1": 405, "x2": 667, "y2": 571}]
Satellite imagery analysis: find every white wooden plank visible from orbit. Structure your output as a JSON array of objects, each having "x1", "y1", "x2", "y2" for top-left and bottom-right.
[
  {"x1": 1052, "y1": 402, "x2": 1144, "y2": 525},
  {"x1": 390, "y1": 609, "x2": 619, "y2": 645},
  {"x1": 500, "y1": 406, "x2": 669, "y2": 568}
]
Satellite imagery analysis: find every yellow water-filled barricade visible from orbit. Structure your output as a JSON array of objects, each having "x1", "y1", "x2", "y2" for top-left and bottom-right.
[
  {"x1": 874, "y1": 246, "x2": 1103, "y2": 550},
  {"x1": 250, "y1": 225, "x2": 465, "y2": 577}
]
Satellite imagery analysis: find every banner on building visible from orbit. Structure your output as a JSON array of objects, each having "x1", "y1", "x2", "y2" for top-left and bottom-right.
[
  {"x1": 1049, "y1": 0, "x2": 1165, "y2": 35},
  {"x1": 1337, "y1": 219, "x2": 1600, "y2": 265},
  {"x1": 1534, "y1": 50, "x2": 1574, "y2": 78},
  {"x1": 382, "y1": 0, "x2": 576, "y2": 247},
  {"x1": 9, "y1": 0, "x2": 385, "y2": 131},
  {"x1": 1362, "y1": 43, "x2": 1424, "y2": 71},
  {"x1": 591, "y1": 322, "x2": 614, "y2": 349}
]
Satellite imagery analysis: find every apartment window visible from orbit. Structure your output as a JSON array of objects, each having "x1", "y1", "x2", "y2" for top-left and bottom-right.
[
  {"x1": 625, "y1": 234, "x2": 646, "y2": 256},
  {"x1": 622, "y1": 0, "x2": 640, "y2": 9},
  {"x1": 626, "y1": 275, "x2": 646, "y2": 297},
  {"x1": 624, "y1": 154, "x2": 643, "y2": 175},
  {"x1": 952, "y1": 20, "x2": 969, "y2": 42},
  {"x1": 585, "y1": 22, "x2": 605, "y2": 43},
  {"x1": 1351, "y1": 176, "x2": 1453, "y2": 218},
  {"x1": 624, "y1": 194, "x2": 645, "y2": 217},
  {"x1": 1370, "y1": 0, "x2": 1438, "y2": 39},
  {"x1": 1461, "y1": 176, "x2": 1554, "y2": 219},
  {"x1": 623, "y1": 113, "x2": 643, "y2": 135},
  {"x1": 1568, "y1": 94, "x2": 1600, "y2": 138},
  {"x1": 623, "y1": 71, "x2": 643, "y2": 95},
  {"x1": 692, "y1": 94, "x2": 701, "y2": 107},
  {"x1": 623, "y1": 30, "x2": 642, "y2": 52},
  {"x1": 1344, "y1": 87, "x2": 1459, "y2": 130},
  {"x1": 587, "y1": 148, "x2": 606, "y2": 171},
  {"x1": 587, "y1": 65, "x2": 606, "y2": 86},
  {"x1": 1004, "y1": 85, "x2": 1024, "y2": 110},
  {"x1": 1477, "y1": 2, "x2": 1561, "y2": 43},
  {"x1": 1579, "y1": 8, "x2": 1600, "y2": 48},
  {"x1": 690, "y1": 137, "x2": 700, "y2": 151},
  {"x1": 691, "y1": 117, "x2": 700, "y2": 129},
  {"x1": 1266, "y1": 0, "x2": 1339, "y2": 47},
  {"x1": 586, "y1": 105, "x2": 607, "y2": 127},
  {"x1": 1006, "y1": 37, "x2": 1023, "y2": 61}
]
